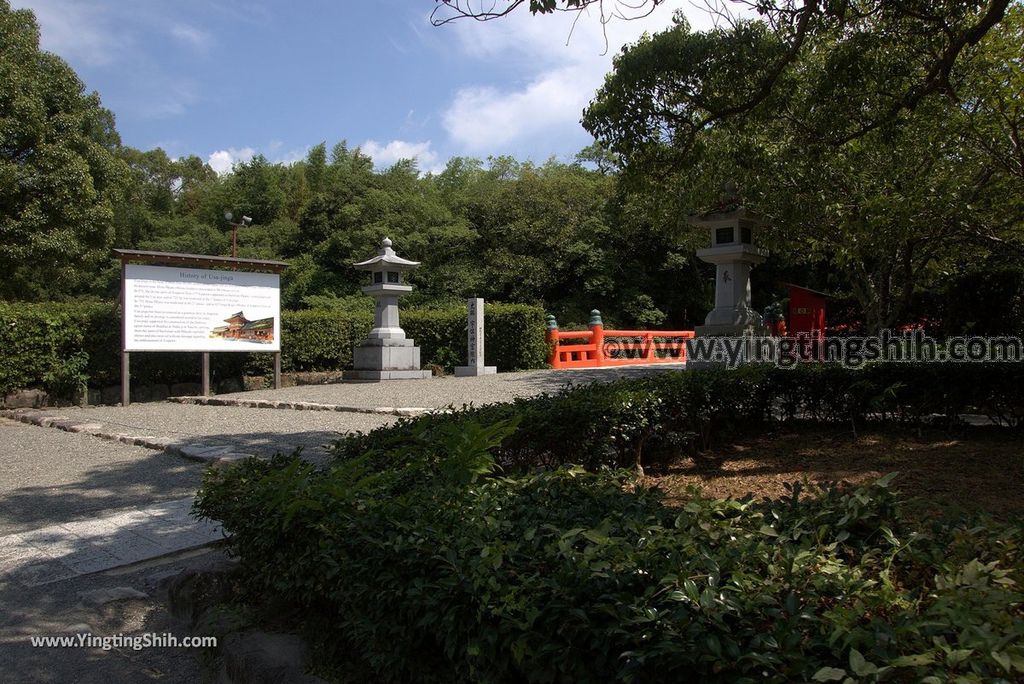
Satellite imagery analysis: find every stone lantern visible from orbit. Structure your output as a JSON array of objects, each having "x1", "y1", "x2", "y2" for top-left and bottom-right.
[
  {"x1": 342, "y1": 237, "x2": 431, "y2": 381},
  {"x1": 688, "y1": 183, "x2": 770, "y2": 337}
]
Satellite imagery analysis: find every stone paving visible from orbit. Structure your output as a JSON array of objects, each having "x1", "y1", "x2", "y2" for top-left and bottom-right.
[
  {"x1": 2, "y1": 402, "x2": 395, "y2": 464},
  {"x1": 0, "y1": 366, "x2": 684, "y2": 590},
  {"x1": 4, "y1": 367, "x2": 684, "y2": 467},
  {"x1": 0, "y1": 497, "x2": 220, "y2": 587},
  {"x1": 222, "y1": 365, "x2": 684, "y2": 412}
]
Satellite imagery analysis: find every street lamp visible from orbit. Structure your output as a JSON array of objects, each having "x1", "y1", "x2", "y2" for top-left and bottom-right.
[{"x1": 223, "y1": 211, "x2": 252, "y2": 258}]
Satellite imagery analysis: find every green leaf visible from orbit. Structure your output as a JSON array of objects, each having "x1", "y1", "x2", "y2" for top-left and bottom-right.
[
  {"x1": 875, "y1": 472, "x2": 899, "y2": 487},
  {"x1": 849, "y1": 649, "x2": 878, "y2": 676},
  {"x1": 889, "y1": 653, "x2": 935, "y2": 667},
  {"x1": 991, "y1": 650, "x2": 1011, "y2": 673},
  {"x1": 812, "y1": 666, "x2": 847, "y2": 681}
]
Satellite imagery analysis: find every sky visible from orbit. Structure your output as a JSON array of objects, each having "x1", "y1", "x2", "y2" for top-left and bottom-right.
[{"x1": 12, "y1": 0, "x2": 729, "y2": 174}]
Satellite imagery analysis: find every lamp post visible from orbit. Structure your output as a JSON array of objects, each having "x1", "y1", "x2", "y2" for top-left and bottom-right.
[{"x1": 223, "y1": 211, "x2": 252, "y2": 258}]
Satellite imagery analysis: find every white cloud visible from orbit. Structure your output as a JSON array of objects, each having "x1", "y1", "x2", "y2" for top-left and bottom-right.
[
  {"x1": 169, "y1": 23, "x2": 210, "y2": 51},
  {"x1": 14, "y1": 0, "x2": 129, "y2": 66},
  {"x1": 443, "y1": 67, "x2": 591, "y2": 151},
  {"x1": 274, "y1": 146, "x2": 312, "y2": 166},
  {"x1": 439, "y1": 1, "x2": 739, "y2": 154},
  {"x1": 361, "y1": 139, "x2": 440, "y2": 173},
  {"x1": 125, "y1": 77, "x2": 197, "y2": 119},
  {"x1": 207, "y1": 147, "x2": 256, "y2": 175}
]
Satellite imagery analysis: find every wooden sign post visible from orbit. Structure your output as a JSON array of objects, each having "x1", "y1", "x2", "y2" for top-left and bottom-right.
[{"x1": 115, "y1": 249, "x2": 288, "y2": 406}]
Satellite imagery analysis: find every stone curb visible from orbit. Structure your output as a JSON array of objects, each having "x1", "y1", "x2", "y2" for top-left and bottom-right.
[
  {"x1": 0, "y1": 409, "x2": 257, "y2": 465},
  {"x1": 166, "y1": 395, "x2": 431, "y2": 417}
]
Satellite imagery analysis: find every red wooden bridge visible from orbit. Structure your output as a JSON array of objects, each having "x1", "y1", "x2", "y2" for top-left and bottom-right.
[{"x1": 546, "y1": 311, "x2": 695, "y2": 369}]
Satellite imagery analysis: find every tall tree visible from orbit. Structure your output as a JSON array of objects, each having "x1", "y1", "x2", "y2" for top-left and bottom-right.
[
  {"x1": 583, "y1": 9, "x2": 1024, "y2": 331},
  {"x1": 0, "y1": 0, "x2": 130, "y2": 299},
  {"x1": 438, "y1": 0, "x2": 1012, "y2": 148}
]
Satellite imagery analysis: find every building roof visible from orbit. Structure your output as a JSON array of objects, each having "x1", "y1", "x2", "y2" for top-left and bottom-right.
[
  {"x1": 785, "y1": 283, "x2": 831, "y2": 298},
  {"x1": 114, "y1": 249, "x2": 288, "y2": 273},
  {"x1": 242, "y1": 317, "x2": 274, "y2": 330}
]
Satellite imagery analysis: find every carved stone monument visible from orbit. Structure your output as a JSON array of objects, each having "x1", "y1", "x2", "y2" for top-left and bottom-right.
[
  {"x1": 455, "y1": 298, "x2": 497, "y2": 377},
  {"x1": 342, "y1": 238, "x2": 431, "y2": 381}
]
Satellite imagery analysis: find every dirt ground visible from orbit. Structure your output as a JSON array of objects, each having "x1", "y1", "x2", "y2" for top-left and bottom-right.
[{"x1": 649, "y1": 424, "x2": 1024, "y2": 519}]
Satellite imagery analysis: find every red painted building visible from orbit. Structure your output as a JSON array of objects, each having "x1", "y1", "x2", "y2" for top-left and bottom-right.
[
  {"x1": 787, "y1": 284, "x2": 827, "y2": 339},
  {"x1": 210, "y1": 311, "x2": 275, "y2": 343}
]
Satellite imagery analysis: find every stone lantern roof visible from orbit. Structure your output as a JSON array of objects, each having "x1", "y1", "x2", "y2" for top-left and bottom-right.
[{"x1": 352, "y1": 237, "x2": 420, "y2": 271}]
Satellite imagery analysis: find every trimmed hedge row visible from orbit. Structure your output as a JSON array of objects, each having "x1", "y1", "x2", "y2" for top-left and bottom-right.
[
  {"x1": 334, "y1": 362, "x2": 1024, "y2": 473},
  {"x1": 0, "y1": 301, "x2": 548, "y2": 396}
]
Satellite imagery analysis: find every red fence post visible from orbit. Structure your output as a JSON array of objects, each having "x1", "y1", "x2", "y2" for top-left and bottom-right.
[
  {"x1": 589, "y1": 310, "x2": 604, "y2": 365},
  {"x1": 546, "y1": 315, "x2": 560, "y2": 368}
]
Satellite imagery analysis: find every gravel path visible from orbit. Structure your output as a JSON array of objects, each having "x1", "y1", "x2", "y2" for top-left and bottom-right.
[
  {"x1": 7, "y1": 367, "x2": 682, "y2": 468},
  {"x1": 46, "y1": 403, "x2": 394, "y2": 461},
  {"x1": 225, "y1": 365, "x2": 684, "y2": 410},
  {"x1": 0, "y1": 421, "x2": 205, "y2": 537}
]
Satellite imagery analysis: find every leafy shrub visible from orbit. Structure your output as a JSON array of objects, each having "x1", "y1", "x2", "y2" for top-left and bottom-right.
[
  {"x1": 196, "y1": 444, "x2": 1024, "y2": 683},
  {"x1": 334, "y1": 362, "x2": 1023, "y2": 475},
  {"x1": 768, "y1": 362, "x2": 1024, "y2": 428}
]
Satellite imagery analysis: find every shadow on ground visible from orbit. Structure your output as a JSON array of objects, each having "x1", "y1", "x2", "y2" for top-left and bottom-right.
[
  {"x1": 0, "y1": 547, "x2": 227, "y2": 683},
  {"x1": 0, "y1": 450, "x2": 202, "y2": 536},
  {"x1": 651, "y1": 422, "x2": 1024, "y2": 519}
]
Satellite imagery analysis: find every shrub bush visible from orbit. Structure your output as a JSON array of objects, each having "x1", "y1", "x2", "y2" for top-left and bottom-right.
[
  {"x1": 333, "y1": 363, "x2": 1024, "y2": 474},
  {"x1": 0, "y1": 301, "x2": 548, "y2": 396},
  {"x1": 196, "y1": 443, "x2": 1024, "y2": 682}
]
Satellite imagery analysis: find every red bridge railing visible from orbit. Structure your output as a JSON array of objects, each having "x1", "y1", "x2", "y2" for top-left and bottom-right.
[{"x1": 546, "y1": 310, "x2": 695, "y2": 369}]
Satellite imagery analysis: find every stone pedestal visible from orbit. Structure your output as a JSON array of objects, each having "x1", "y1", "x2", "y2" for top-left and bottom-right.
[
  {"x1": 346, "y1": 339, "x2": 430, "y2": 381},
  {"x1": 455, "y1": 298, "x2": 496, "y2": 377},
  {"x1": 693, "y1": 243, "x2": 770, "y2": 338}
]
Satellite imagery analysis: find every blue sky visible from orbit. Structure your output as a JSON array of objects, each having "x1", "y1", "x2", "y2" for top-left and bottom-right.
[{"x1": 13, "y1": 0, "x2": 725, "y2": 174}]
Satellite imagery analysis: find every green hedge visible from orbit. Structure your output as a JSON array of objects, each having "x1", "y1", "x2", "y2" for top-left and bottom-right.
[
  {"x1": 334, "y1": 363, "x2": 1024, "y2": 473},
  {"x1": 197, "y1": 425, "x2": 1024, "y2": 682},
  {"x1": 0, "y1": 301, "x2": 548, "y2": 396}
]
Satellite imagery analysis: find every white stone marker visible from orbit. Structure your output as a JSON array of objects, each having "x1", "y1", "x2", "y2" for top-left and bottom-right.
[{"x1": 455, "y1": 298, "x2": 497, "y2": 377}]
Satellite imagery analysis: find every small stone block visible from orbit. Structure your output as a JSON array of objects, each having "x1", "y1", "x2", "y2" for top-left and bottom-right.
[{"x1": 454, "y1": 366, "x2": 498, "y2": 377}]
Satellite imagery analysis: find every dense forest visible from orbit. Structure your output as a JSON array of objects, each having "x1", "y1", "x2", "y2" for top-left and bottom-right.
[{"x1": 2, "y1": 0, "x2": 1022, "y2": 334}]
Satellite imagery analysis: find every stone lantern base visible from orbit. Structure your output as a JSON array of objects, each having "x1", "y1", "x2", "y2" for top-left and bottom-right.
[{"x1": 342, "y1": 338, "x2": 432, "y2": 381}]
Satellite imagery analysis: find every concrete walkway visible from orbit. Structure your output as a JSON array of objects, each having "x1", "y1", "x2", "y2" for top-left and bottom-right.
[
  {"x1": 4, "y1": 402, "x2": 395, "y2": 464},
  {"x1": 218, "y1": 365, "x2": 684, "y2": 411},
  {"x1": 0, "y1": 420, "x2": 220, "y2": 589},
  {"x1": 0, "y1": 366, "x2": 684, "y2": 590},
  {"x1": 0, "y1": 498, "x2": 220, "y2": 587},
  {"x1": 6, "y1": 367, "x2": 684, "y2": 466}
]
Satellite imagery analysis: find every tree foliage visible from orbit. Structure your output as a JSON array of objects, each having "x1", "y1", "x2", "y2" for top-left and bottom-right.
[
  {"x1": 1, "y1": 0, "x2": 1021, "y2": 336},
  {"x1": 0, "y1": 0, "x2": 130, "y2": 299},
  {"x1": 583, "y1": 6, "x2": 1024, "y2": 331}
]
